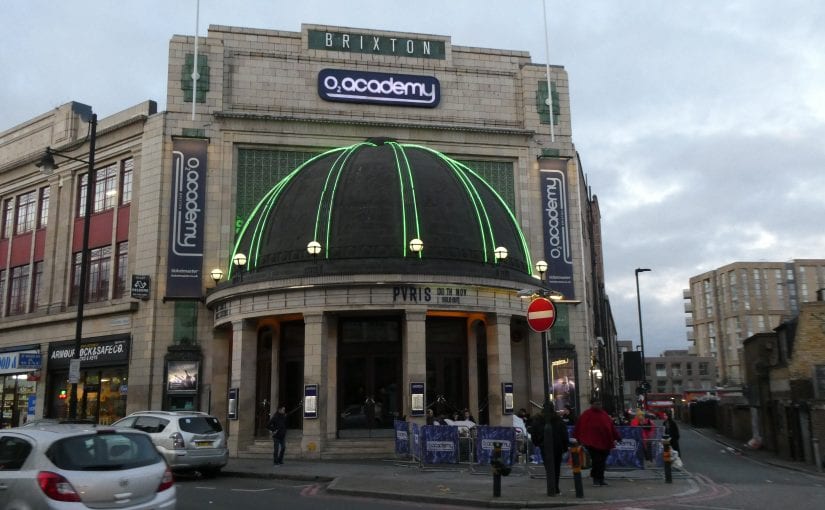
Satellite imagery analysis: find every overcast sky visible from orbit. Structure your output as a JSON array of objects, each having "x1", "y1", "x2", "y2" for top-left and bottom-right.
[{"x1": 3, "y1": 1, "x2": 824, "y2": 357}]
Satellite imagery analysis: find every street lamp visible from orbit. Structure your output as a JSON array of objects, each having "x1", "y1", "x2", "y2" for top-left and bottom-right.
[
  {"x1": 233, "y1": 252, "x2": 247, "y2": 281},
  {"x1": 635, "y1": 267, "x2": 652, "y2": 401},
  {"x1": 209, "y1": 268, "x2": 224, "y2": 286},
  {"x1": 37, "y1": 107, "x2": 97, "y2": 421}
]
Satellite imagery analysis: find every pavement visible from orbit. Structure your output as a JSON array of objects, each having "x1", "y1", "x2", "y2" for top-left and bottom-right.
[
  {"x1": 219, "y1": 429, "x2": 825, "y2": 508},
  {"x1": 222, "y1": 455, "x2": 698, "y2": 508}
]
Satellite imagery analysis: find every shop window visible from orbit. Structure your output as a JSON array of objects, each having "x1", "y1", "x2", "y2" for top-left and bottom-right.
[{"x1": 174, "y1": 301, "x2": 198, "y2": 345}]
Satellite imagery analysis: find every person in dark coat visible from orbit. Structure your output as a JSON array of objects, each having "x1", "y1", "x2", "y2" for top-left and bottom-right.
[
  {"x1": 267, "y1": 404, "x2": 287, "y2": 465},
  {"x1": 663, "y1": 410, "x2": 681, "y2": 455},
  {"x1": 529, "y1": 402, "x2": 569, "y2": 494}
]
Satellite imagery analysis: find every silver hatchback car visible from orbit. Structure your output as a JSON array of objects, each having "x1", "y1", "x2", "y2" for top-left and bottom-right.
[
  {"x1": 112, "y1": 411, "x2": 228, "y2": 476},
  {"x1": 0, "y1": 423, "x2": 175, "y2": 509}
]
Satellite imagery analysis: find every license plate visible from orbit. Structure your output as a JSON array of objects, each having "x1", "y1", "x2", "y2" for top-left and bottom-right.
[{"x1": 195, "y1": 441, "x2": 212, "y2": 447}]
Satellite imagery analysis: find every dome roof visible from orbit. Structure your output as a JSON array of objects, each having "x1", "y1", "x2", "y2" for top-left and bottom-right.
[{"x1": 231, "y1": 138, "x2": 534, "y2": 283}]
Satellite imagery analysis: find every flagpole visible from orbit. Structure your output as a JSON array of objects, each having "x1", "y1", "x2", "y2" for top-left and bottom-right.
[
  {"x1": 192, "y1": 0, "x2": 200, "y2": 121},
  {"x1": 542, "y1": 0, "x2": 555, "y2": 142}
]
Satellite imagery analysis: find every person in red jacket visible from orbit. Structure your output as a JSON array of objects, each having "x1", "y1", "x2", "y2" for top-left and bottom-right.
[{"x1": 573, "y1": 397, "x2": 621, "y2": 486}]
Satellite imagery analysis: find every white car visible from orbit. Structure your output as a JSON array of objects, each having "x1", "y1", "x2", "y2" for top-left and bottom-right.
[
  {"x1": 112, "y1": 411, "x2": 228, "y2": 476},
  {"x1": 0, "y1": 423, "x2": 175, "y2": 509}
]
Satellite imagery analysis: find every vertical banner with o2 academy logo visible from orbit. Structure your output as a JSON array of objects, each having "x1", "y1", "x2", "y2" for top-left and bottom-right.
[
  {"x1": 539, "y1": 162, "x2": 575, "y2": 299},
  {"x1": 167, "y1": 138, "x2": 207, "y2": 298}
]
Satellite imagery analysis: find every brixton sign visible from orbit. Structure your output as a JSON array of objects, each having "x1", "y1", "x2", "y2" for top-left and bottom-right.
[
  {"x1": 318, "y1": 69, "x2": 440, "y2": 108},
  {"x1": 527, "y1": 297, "x2": 556, "y2": 333}
]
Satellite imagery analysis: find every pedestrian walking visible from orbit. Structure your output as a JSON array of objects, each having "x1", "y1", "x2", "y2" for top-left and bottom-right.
[
  {"x1": 267, "y1": 404, "x2": 287, "y2": 465},
  {"x1": 529, "y1": 402, "x2": 569, "y2": 494},
  {"x1": 572, "y1": 397, "x2": 621, "y2": 487},
  {"x1": 630, "y1": 409, "x2": 654, "y2": 461},
  {"x1": 663, "y1": 410, "x2": 680, "y2": 455}
]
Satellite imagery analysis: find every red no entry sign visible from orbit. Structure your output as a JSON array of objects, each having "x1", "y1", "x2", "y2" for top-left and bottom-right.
[{"x1": 527, "y1": 297, "x2": 556, "y2": 332}]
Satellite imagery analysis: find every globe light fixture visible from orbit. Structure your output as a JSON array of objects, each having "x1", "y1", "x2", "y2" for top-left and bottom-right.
[
  {"x1": 409, "y1": 238, "x2": 423, "y2": 253},
  {"x1": 307, "y1": 240, "x2": 322, "y2": 256},
  {"x1": 494, "y1": 246, "x2": 508, "y2": 261}
]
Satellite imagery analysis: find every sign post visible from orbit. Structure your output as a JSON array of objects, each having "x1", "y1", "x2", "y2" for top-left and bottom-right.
[{"x1": 527, "y1": 297, "x2": 557, "y2": 405}]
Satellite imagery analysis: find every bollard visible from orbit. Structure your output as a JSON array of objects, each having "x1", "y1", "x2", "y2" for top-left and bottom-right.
[
  {"x1": 662, "y1": 435, "x2": 672, "y2": 483},
  {"x1": 543, "y1": 420, "x2": 557, "y2": 496},
  {"x1": 569, "y1": 440, "x2": 584, "y2": 498},
  {"x1": 490, "y1": 441, "x2": 510, "y2": 497},
  {"x1": 813, "y1": 438, "x2": 823, "y2": 473}
]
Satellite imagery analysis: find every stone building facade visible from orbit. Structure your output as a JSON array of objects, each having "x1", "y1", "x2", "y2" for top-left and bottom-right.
[{"x1": 0, "y1": 23, "x2": 617, "y2": 458}]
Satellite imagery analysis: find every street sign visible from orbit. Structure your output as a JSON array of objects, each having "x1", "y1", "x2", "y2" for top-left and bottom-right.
[{"x1": 527, "y1": 297, "x2": 556, "y2": 332}]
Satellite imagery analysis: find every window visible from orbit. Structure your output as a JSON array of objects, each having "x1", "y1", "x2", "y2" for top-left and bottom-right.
[
  {"x1": 114, "y1": 241, "x2": 128, "y2": 298},
  {"x1": 699, "y1": 362, "x2": 709, "y2": 376},
  {"x1": 0, "y1": 269, "x2": 5, "y2": 315},
  {"x1": 686, "y1": 362, "x2": 693, "y2": 376},
  {"x1": 38, "y1": 186, "x2": 49, "y2": 228},
  {"x1": 121, "y1": 159, "x2": 133, "y2": 205},
  {"x1": 2, "y1": 199, "x2": 13, "y2": 238},
  {"x1": 71, "y1": 246, "x2": 112, "y2": 304},
  {"x1": 31, "y1": 261, "x2": 43, "y2": 310},
  {"x1": 672, "y1": 381, "x2": 682, "y2": 393},
  {"x1": 657, "y1": 382, "x2": 667, "y2": 393},
  {"x1": 174, "y1": 301, "x2": 198, "y2": 345},
  {"x1": 656, "y1": 363, "x2": 666, "y2": 377},
  {"x1": 15, "y1": 190, "x2": 37, "y2": 234},
  {"x1": 78, "y1": 163, "x2": 119, "y2": 216},
  {"x1": 671, "y1": 365, "x2": 682, "y2": 377},
  {"x1": 7, "y1": 265, "x2": 30, "y2": 315}
]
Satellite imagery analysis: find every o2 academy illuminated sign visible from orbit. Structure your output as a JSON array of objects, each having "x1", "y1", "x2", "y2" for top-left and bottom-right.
[{"x1": 318, "y1": 68, "x2": 440, "y2": 108}]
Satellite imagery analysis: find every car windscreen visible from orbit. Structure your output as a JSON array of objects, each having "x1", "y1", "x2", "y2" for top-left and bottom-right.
[
  {"x1": 47, "y1": 432, "x2": 162, "y2": 471},
  {"x1": 178, "y1": 416, "x2": 223, "y2": 434}
]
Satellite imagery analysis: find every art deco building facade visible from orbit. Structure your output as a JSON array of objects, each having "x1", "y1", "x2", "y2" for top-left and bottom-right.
[
  {"x1": 685, "y1": 260, "x2": 825, "y2": 386},
  {"x1": 0, "y1": 23, "x2": 616, "y2": 457}
]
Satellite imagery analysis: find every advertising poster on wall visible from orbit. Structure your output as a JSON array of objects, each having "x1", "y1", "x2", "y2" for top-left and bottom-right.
[
  {"x1": 538, "y1": 160, "x2": 575, "y2": 299},
  {"x1": 167, "y1": 360, "x2": 199, "y2": 392}
]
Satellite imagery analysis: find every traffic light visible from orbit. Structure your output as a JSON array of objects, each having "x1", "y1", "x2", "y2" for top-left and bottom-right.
[{"x1": 58, "y1": 389, "x2": 68, "y2": 400}]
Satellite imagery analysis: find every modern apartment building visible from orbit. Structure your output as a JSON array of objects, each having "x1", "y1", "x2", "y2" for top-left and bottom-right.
[{"x1": 684, "y1": 260, "x2": 825, "y2": 386}]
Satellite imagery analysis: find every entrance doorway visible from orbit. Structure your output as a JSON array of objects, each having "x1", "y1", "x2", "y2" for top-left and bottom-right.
[
  {"x1": 337, "y1": 318, "x2": 401, "y2": 437},
  {"x1": 426, "y1": 317, "x2": 469, "y2": 420}
]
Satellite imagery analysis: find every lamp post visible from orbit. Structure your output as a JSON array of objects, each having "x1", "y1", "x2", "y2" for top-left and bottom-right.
[
  {"x1": 634, "y1": 268, "x2": 651, "y2": 400},
  {"x1": 233, "y1": 252, "x2": 247, "y2": 281},
  {"x1": 534, "y1": 261, "x2": 551, "y2": 404},
  {"x1": 37, "y1": 109, "x2": 97, "y2": 421}
]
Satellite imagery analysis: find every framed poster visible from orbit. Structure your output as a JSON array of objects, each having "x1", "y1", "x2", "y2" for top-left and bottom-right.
[
  {"x1": 502, "y1": 382, "x2": 514, "y2": 415},
  {"x1": 304, "y1": 384, "x2": 318, "y2": 419},
  {"x1": 167, "y1": 360, "x2": 199, "y2": 392},
  {"x1": 228, "y1": 388, "x2": 239, "y2": 420},
  {"x1": 410, "y1": 382, "x2": 425, "y2": 417}
]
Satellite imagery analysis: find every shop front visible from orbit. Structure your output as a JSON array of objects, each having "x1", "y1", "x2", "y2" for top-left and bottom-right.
[
  {"x1": 0, "y1": 346, "x2": 41, "y2": 428},
  {"x1": 46, "y1": 335, "x2": 131, "y2": 424}
]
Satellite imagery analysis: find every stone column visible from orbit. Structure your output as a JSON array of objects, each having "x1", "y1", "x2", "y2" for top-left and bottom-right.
[
  {"x1": 467, "y1": 319, "x2": 481, "y2": 421},
  {"x1": 301, "y1": 313, "x2": 327, "y2": 458},
  {"x1": 227, "y1": 319, "x2": 257, "y2": 456},
  {"x1": 486, "y1": 313, "x2": 512, "y2": 427},
  {"x1": 403, "y1": 311, "x2": 427, "y2": 427}
]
